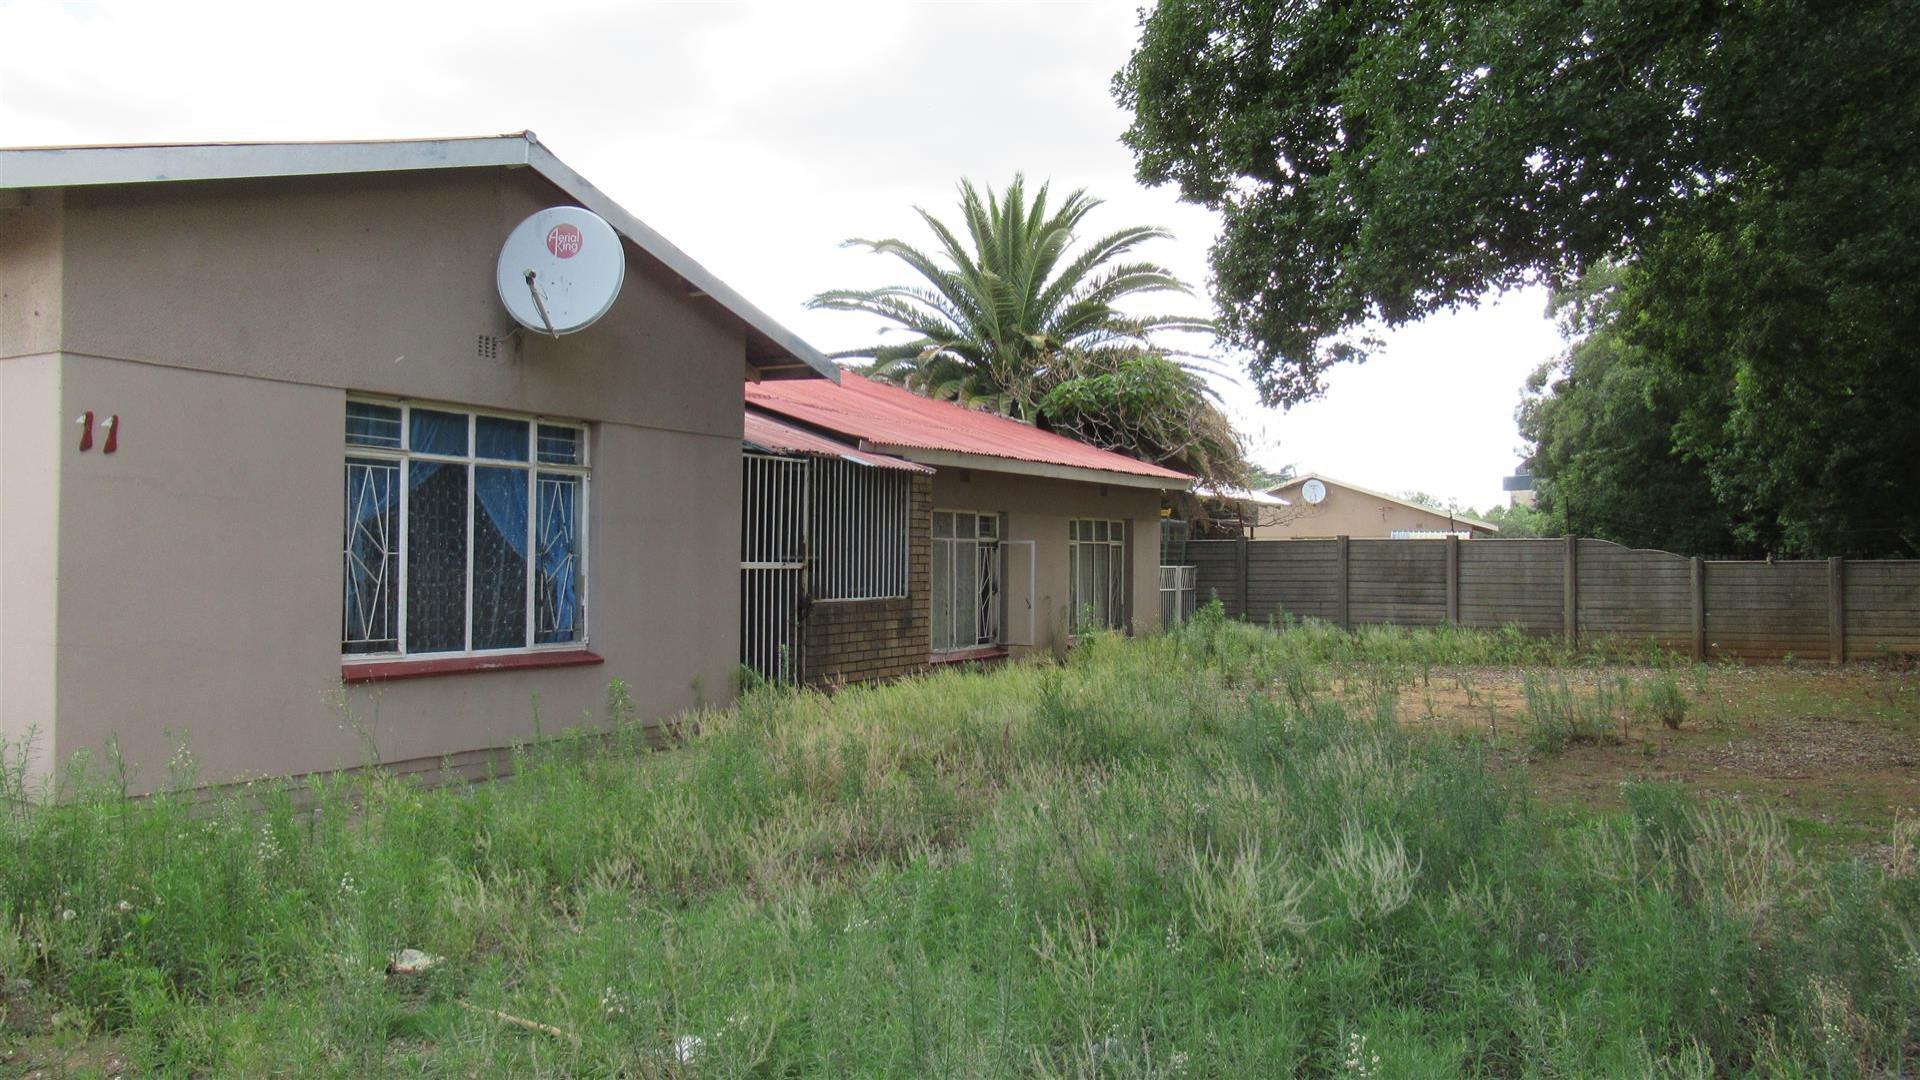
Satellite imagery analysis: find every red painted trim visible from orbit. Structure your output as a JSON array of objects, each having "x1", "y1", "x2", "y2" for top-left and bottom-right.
[
  {"x1": 341, "y1": 649, "x2": 604, "y2": 684},
  {"x1": 928, "y1": 645, "x2": 1009, "y2": 666}
]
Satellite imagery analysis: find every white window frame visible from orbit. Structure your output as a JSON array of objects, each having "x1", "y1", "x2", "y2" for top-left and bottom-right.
[
  {"x1": 1068, "y1": 518, "x2": 1127, "y2": 633},
  {"x1": 932, "y1": 509, "x2": 1001, "y2": 652},
  {"x1": 343, "y1": 396, "x2": 590, "y2": 660}
]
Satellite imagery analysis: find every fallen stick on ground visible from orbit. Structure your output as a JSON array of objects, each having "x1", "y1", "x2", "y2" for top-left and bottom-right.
[{"x1": 456, "y1": 1000, "x2": 575, "y2": 1042}]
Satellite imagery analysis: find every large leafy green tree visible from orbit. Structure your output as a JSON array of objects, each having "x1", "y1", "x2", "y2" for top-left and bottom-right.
[
  {"x1": 1118, "y1": 0, "x2": 1920, "y2": 555},
  {"x1": 1626, "y1": 194, "x2": 1920, "y2": 557},
  {"x1": 1525, "y1": 249, "x2": 1920, "y2": 557},
  {"x1": 1115, "y1": 0, "x2": 1916, "y2": 400},
  {"x1": 1518, "y1": 266, "x2": 1744, "y2": 555},
  {"x1": 808, "y1": 176, "x2": 1247, "y2": 482}
]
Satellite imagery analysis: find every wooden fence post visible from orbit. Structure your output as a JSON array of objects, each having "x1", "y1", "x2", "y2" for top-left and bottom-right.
[
  {"x1": 1829, "y1": 556, "x2": 1846, "y2": 666},
  {"x1": 1235, "y1": 532, "x2": 1249, "y2": 619},
  {"x1": 1335, "y1": 535, "x2": 1351, "y2": 631},
  {"x1": 1445, "y1": 534, "x2": 1460, "y2": 625},
  {"x1": 1562, "y1": 535, "x2": 1578, "y2": 646},
  {"x1": 1690, "y1": 556, "x2": 1706, "y2": 661}
]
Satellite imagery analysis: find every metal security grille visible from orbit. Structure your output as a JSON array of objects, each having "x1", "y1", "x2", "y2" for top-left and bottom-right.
[
  {"x1": 1159, "y1": 563, "x2": 1198, "y2": 627},
  {"x1": 809, "y1": 458, "x2": 910, "y2": 601},
  {"x1": 342, "y1": 399, "x2": 589, "y2": 659},
  {"x1": 741, "y1": 453, "x2": 809, "y2": 683}
]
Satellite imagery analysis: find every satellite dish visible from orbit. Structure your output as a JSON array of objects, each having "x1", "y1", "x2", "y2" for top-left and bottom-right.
[
  {"x1": 496, "y1": 207, "x2": 624, "y2": 337},
  {"x1": 1301, "y1": 478, "x2": 1327, "y2": 505}
]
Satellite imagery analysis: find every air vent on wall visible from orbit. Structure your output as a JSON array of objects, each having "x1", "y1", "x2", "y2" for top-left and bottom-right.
[{"x1": 476, "y1": 334, "x2": 500, "y2": 360}]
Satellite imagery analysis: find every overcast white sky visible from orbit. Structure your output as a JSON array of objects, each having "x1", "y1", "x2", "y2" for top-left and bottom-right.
[{"x1": 1, "y1": 0, "x2": 1563, "y2": 509}]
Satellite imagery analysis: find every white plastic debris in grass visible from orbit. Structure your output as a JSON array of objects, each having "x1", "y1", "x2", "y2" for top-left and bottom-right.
[
  {"x1": 673, "y1": 1015, "x2": 747, "y2": 1065},
  {"x1": 387, "y1": 948, "x2": 441, "y2": 976}
]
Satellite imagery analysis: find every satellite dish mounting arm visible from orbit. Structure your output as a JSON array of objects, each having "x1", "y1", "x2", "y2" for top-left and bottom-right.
[{"x1": 523, "y1": 270, "x2": 561, "y2": 339}]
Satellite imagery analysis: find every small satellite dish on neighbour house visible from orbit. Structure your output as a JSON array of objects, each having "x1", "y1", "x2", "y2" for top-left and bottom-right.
[
  {"x1": 496, "y1": 207, "x2": 624, "y2": 337},
  {"x1": 1301, "y1": 478, "x2": 1328, "y2": 505}
]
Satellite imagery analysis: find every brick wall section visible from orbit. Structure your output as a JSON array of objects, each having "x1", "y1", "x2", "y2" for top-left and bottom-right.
[{"x1": 801, "y1": 473, "x2": 933, "y2": 686}]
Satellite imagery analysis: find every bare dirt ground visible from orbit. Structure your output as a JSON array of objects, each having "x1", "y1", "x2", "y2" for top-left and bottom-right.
[{"x1": 1340, "y1": 662, "x2": 1920, "y2": 850}]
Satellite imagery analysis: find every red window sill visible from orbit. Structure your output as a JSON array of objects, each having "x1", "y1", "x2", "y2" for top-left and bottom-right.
[
  {"x1": 341, "y1": 650, "x2": 604, "y2": 684},
  {"x1": 929, "y1": 645, "x2": 1010, "y2": 666}
]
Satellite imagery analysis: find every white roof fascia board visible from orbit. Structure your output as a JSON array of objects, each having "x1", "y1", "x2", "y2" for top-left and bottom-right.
[
  {"x1": 1271, "y1": 472, "x2": 1498, "y2": 532},
  {"x1": 0, "y1": 133, "x2": 838, "y2": 382},
  {"x1": 0, "y1": 135, "x2": 531, "y2": 189},
  {"x1": 873, "y1": 445, "x2": 1190, "y2": 491}
]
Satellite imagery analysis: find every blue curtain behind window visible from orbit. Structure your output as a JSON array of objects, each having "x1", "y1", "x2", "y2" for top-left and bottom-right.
[
  {"x1": 410, "y1": 409, "x2": 467, "y2": 456},
  {"x1": 473, "y1": 467, "x2": 529, "y2": 649},
  {"x1": 474, "y1": 468, "x2": 530, "y2": 559},
  {"x1": 476, "y1": 416, "x2": 530, "y2": 462},
  {"x1": 347, "y1": 409, "x2": 570, "y2": 650},
  {"x1": 353, "y1": 464, "x2": 536, "y2": 597}
]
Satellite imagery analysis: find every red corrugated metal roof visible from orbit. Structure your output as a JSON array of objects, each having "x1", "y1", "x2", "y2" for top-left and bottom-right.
[
  {"x1": 743, "y1": 410, "x2": 931, "y2": 472},
  {"x1": 745, "y1": 372, "x2": 1191, "y2": 483}
]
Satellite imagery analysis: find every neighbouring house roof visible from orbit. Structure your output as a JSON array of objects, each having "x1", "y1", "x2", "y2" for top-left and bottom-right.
[
  {"x1": 1197, "y1": 483, "x2": 1291, "y2": 508},
  {"x1": 746, "y1": 371, "x2": 1193, "y2": 490},
  {"x1": 0, "y1": 132, "x2": 836, "y2": 382},
  {"x1": 744, "y1": 409, "x2": 931, "y2": 473},
  {"x1": 1269, "y1": 472, "x2": 1499, "y2": 532}
]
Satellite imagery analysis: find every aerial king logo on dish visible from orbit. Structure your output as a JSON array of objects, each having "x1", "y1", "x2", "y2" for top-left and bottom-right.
[{"x1": 545, "y1": 223, "x2": 584, "y2": 259}]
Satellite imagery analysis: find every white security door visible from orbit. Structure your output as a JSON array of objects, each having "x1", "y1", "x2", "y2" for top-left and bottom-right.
[
  {"x1": 741, "y1": 453, "x2": 808, "y2": 683},
  {"x1": 1001, "y1": 540, "x2": 1036, "y2": 647}
]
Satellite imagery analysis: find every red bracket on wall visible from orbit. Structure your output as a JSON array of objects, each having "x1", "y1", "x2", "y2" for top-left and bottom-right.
[
  {"x1": 102, "y1": 415, "x2": 119, "y2": 454},
  {"x1": 76, "y1": 410, "x2": 94, "y2": 451}
]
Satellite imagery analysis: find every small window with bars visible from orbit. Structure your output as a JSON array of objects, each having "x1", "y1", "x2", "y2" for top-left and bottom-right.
[
  {"x1": 343, "y1": 399, "x2": 588, "y2": 658},
  {"x1": 808, "y1": 459, "x2": 910, "y2": 601}
]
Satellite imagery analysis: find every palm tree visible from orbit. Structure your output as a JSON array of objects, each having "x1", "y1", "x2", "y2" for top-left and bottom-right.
[
  {"x1": 809, "y1": 176, "x2": 1244, "y2": 480},
  {"x1": 810, "y1": 177, "x2": 1209, "y2": 411}
]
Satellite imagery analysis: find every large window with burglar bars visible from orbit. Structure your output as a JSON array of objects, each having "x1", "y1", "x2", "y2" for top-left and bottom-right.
[
  {"x1": 933, "y1": 510, "x2": 1000, "y2": 652},
  {"x1": 808, "y1": 458, "x2": 911, "y2": 601},
  {"x1": 343, "y1": 399, "x2": 588, "y2": 657}
]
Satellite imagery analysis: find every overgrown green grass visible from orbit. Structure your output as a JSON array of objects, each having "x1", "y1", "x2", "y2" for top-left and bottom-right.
[{"x1": 3, "y1": 609, "x2": 1917, "y2": 1075}]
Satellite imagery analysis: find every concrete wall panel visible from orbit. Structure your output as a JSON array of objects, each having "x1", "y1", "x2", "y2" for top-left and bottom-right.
[
  {"x1": 0, "y1": 191, "x2": 63, "y2": 360},
  {"x1": 0, "y1": 353, "x2": 62, "y2": 788},
  {"x1": 50, "y1": 355, "x2": 744, "y2": 792}
]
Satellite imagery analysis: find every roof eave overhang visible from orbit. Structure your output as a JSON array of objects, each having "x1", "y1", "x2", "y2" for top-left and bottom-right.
[
  {"x1": 743, "y1": 439, "x2": 932, "y2": 473},
  {"x1": 872, "y1": 445, "x2": 1190, "y2": 491},
  {"x1": 0, "y1": 133, "x2": 838, "y2": 383}
]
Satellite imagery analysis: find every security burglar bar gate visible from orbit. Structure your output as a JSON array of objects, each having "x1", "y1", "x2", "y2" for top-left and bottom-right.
[{"x1": 741, "y1": 453, "x2": 808, "y2": 683}]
